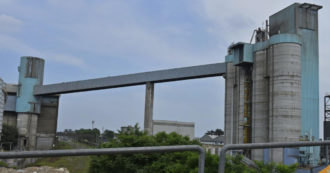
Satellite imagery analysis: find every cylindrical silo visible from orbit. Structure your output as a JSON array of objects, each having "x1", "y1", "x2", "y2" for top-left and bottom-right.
[
  {"x1": 225, "y1": 61, "x2": 251, "y2": 152},
  {"x1": 16, "y1": 56, "x2": 45, "y2": 150},
  {"x1": 252, "y1": 49, "x2": 269, "y2": 161},
  {"x1": 269, "y1": 43, "x2": 301, "y2": 162}
]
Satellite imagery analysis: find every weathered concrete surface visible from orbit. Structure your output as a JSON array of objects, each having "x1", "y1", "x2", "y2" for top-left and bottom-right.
[
  {"x1": 16, "y1": 113, "x2": 38, "y2": 150},
  {"x1": 252, "y1": 50, "x2": 269, "y2": 160},
  {"x1": 269, "y1": 43, "x2": 301, "y2": 162},
  {"x1": 224, "y1": 62, "x2": 235, "y2": 145},
  {"x1": 144, "y1": 82, "x2": 154, "y2": 134}
]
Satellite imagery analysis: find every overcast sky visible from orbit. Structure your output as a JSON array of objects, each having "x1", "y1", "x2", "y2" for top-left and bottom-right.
[{"x1": 0, "y1": 0, "x2": 329, "y2": 137}]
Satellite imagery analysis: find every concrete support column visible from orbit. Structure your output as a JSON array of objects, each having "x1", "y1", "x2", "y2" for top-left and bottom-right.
[{"x1": 144, "y1": 82, "x2": 154, "y2": 135}]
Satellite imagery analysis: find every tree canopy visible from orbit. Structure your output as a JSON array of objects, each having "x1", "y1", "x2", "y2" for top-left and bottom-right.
[
  {"x1": 1, "y1": 124, "x2": 18, "y2": 150},
  {"x1": 89, "y1": 124, "x2": 218, "y2": 173},
  {"x1": 205, "y1": 129, "x2": 224, "y2": 136},
  {"x1": 89, "y1": 124, "x2": 297, "y2": 173}
]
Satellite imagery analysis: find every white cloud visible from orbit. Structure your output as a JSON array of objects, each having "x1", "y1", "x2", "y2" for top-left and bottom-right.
[
  {"x1": 0, "y1": 14, "x2": 22, "y2": 33},
  {"x1": 0, "y1": 34, "x2": 86, "y2": 68}
]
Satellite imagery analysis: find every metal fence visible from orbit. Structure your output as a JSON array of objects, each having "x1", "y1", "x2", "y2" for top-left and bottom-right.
[
  {"x1": 218, "y1": 141, "x2": 330, "y2": 173},
  {"x1": 3, "y1": 141, "x2": 330, "y2": 173},
  {"x1": 0, "y1": 145, "x2": 205, "y2": 173}
]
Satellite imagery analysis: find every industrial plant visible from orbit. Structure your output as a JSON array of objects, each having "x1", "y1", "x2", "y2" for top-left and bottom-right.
[
  {"x1": 0, "y1": 2, "x2": 326, "y2": 169},
  {"x1": 224, "y1": 3, "x2": 322, "y2": 165}
]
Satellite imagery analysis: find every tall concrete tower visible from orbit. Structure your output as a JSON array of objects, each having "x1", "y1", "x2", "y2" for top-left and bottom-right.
[
  {"x1": 224, "y1": 3, "x2": 322, "y2": 165},
  {"x1": 16, "y1": 56, "x2": 45, "y2": 150}
]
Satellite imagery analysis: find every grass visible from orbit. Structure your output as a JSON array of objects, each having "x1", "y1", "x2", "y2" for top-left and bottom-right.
[
  {"x1": 31, "y1": 141, "x2": 92, "y2": 173},
  {"x1": 33, "y1": 156, "x2": 91, "y2": 173}
]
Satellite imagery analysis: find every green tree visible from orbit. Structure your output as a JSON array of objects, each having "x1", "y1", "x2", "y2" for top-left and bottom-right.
[
  {"x1": 89, "y1": 124, "x2": 297, "y2": 173},
  {"x1": 1, "y1": 124, "x2": 18, "y2": 150},
  {"x1": 102, "y1": 129, "x2": 115, "y2": 141},
  {"x1": 89, "y1": 124, "x2": 218, "y2": 173},
  {"x1": 205, "y1": 129, "x2": 224, "y2": 136},
  {"x1": 75, "y1": 128, "x2": 100, "y2": 144}
]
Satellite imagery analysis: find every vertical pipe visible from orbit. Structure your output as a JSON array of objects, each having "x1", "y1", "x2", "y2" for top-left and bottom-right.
[
  {"x1": 144, "y1": 82, "x2": 154, "y2": 135},
  {"x1": 218, "y1": 146, "x2": 227, "y2": 173},
  {"x1": 198, "y1": 147, "x2": 205, "y2": 173}
]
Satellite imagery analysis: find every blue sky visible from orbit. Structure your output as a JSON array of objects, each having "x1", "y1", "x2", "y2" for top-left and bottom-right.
[{"x1": 0, "y1": 0, "x2": 329, "y2": 137}]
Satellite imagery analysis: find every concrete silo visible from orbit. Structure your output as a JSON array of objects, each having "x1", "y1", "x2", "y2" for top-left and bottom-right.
[
  {"x1": 16, "y1": 56, "x2": 45, "y2": 150},
  {"x1": 224, "y1": 3, "x2": 322, "y2": 165}
]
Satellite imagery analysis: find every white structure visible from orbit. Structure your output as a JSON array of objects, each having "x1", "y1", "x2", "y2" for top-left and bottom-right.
[
  {"x1": 200, "y1": 135, "x2": 224, "y2": 155},
  {"x1": 152, "y1": 120, "x2": 194, "y2": 139}
]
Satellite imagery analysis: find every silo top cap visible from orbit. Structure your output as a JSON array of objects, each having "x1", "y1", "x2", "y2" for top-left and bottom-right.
[
  {"x1": 21, "y1": 56, "x2": 45, "y2": 62},
  {"x1": 299, "y1": 3, "x2": 322, "y2": 11}
]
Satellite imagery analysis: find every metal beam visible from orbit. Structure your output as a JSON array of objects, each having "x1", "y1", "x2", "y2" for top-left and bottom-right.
[
  {"x1": 218, "y1": 141, "x2": 330, "y2": 173},
  {"x1": 0, "y1": 145, "x2": 205, "y2": 173},
  {"x1": 34, "y1": 63, "x2": 226, "y2": 95}
]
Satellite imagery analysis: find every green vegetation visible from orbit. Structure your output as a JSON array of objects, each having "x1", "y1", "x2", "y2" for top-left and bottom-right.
[
  {"x1": 32, "y1": 141, "x2": 91, "y2": 173},
  {"x1": 225, "y1": 155, "x2": 298, "y2": 173},
  {"x1": 205, "y1": 128, "x2": 224, "y2": 136},
  {"x1": 1, "y1": 124, "x2": 18, "y2": 150},
  {"x1": 89, "y1": 124, "x2": 218, "y2": 173},
  {"x1": 0, "y1": 161, "x2": 9, "y2": 168},
  {"x1": 102, "y1": 129, "x2": 115, "y2": 140},
  {"x1": 75, "y1": 128, "x2": 100, "y2": 144},
  {"x1": 89, "y1": 124, "x2": 297, "y2": 173},
  {"x1": 32, "y1": 125, "x2": 297, "y2": 173}
]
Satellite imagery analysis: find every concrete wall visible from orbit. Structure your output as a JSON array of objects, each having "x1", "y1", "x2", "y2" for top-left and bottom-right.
[
  {"x1": 36, "y1": 96, "x2": 59, "y2": 150},
  {"x1": 152, "y1": 120, "x2": 194, "y2": 139}
]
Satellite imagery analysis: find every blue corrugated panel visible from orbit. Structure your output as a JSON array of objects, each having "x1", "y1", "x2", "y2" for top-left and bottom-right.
[
  {"x1": 299, "y1": 28, "x2": 320, "y2": 165},
  {"x1": 16, "y1": 57, "x2": 44, "y2": 114}
]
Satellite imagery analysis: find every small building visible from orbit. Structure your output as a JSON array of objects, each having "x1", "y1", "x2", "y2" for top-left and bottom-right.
[
  {"x1": 152, "y1": 120, "x2": 194, "y2": 139},
  {"x1": 200, "y1": 134, "x2": 224, "y2": 155},
  {"x1": 121, "y1": 125, "x2": 134, "y2": 133}
]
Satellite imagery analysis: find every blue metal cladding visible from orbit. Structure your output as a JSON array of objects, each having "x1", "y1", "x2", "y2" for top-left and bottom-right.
[
  {"x1": 269, "y1": 3, "x2": 321, "y2": 165},
  {"x1": 225, "y1": 43, "x2": 253, "y2": 65},
  {"x1": 299, "y1": 28, "x2": 320, "y2": 164},
  {"x1": 225, "y1": 34, "x2": 301, "y2": 64},
  {"x1": 16, "y1": 56, "x2": 44, "y2": 113}
]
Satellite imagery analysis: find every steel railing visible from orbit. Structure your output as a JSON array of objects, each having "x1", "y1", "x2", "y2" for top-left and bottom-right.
[
  {"x1": 218, "y1": 141, "x2": 330, "y2": 173},
  {"x1": 0, "y1": 145, "x2": 205, "y2": 173}
]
